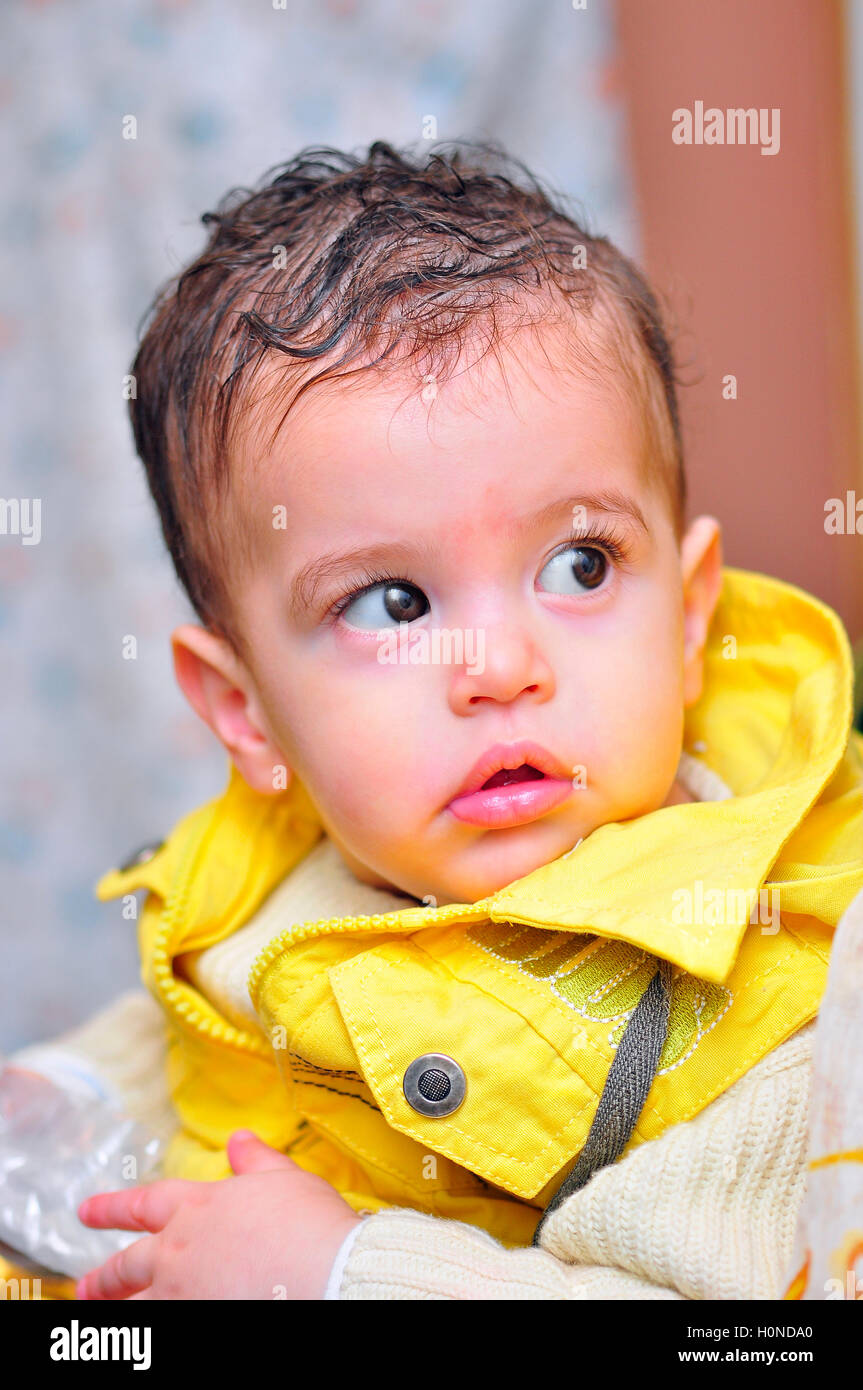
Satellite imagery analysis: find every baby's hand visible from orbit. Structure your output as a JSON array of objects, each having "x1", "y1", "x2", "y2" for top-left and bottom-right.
[{"x1": 75, "y1": 1130, "x2": 361, "y2": 1300}]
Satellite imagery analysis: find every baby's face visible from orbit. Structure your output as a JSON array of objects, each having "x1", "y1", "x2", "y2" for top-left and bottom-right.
[{"x1": 187, "y1": 323, "x2": 720, "y2": 906}]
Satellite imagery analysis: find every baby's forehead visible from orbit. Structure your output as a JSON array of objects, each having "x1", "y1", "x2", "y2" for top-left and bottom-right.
[
  {"x1": 224, "y1": 324, "x2": 655, "y2": 572},
  {"x1": 235, "y1": 307, "x2": 641, "y2": 471}
]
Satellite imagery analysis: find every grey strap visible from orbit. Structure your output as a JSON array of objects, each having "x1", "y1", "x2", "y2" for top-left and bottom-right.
[{"x1": 531, "y1": 956, "x2": 673, "y2": 1248}]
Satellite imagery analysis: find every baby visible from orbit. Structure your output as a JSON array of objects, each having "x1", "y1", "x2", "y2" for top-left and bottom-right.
[{"x1": 10, "y1": 141, "x2": 863, "y2": 1301}]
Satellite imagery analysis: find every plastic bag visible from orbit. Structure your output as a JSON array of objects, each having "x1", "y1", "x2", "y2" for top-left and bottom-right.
[{"x1": 0, "y1": 1060, "x2": 165, "y2": 1279}]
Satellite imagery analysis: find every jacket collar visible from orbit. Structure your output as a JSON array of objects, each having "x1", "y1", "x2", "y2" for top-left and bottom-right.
[
  {"x1": 98, "y1": 567, "x2": 862, "y2": 985},
  {"x1": 492, "y1": 567, "x2": 859, "y2": 981}
]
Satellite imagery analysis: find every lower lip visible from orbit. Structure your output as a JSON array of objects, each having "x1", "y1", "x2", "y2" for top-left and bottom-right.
[{"x1": 446, "y1": 777, "x2": 573, "y2": 829}]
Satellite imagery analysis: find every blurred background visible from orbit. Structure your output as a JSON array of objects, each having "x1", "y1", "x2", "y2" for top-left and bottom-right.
[{"x1": 1, "y1": 0, "x2": 862, "y2": 1050}]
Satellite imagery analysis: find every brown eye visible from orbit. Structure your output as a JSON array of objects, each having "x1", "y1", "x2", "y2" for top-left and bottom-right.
[
  {"x1": 340, "y1": 581, "x2": 430, "y2": 629},
  {"x1": 383, "y1": 584, "x2": 428, "y2": 622},
  {"x1": 538, "y1": 545, "x2": 608, "y2": 594},
  {"x1": 570, "y1": 548, "x2": 607, "y2": 589}
]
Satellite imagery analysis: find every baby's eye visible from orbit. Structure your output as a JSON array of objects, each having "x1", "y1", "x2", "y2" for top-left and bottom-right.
[
  {"x1": 339, "y1": 581, "x2": 430, "y2": 629},
  {"x1": 537, "y1": 545, "x2": 609, "y2": 594}
]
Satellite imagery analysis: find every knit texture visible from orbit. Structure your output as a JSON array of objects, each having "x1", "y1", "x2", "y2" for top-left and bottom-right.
[
  {"x1": 3, "y1": 998, "x2": 820, "y2": 1299},
  {"x1": 338, "y1": 1020, "x2": 815, "y2": 1299}
]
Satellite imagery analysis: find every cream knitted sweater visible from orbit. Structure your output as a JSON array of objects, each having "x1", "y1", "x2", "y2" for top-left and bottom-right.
[
  {"x1": 9, "y1": 988, "x2": 814, "y2": 1299},
  {"x1": 335, "y1": 1019, "x2": 814, "y2": 1299}
]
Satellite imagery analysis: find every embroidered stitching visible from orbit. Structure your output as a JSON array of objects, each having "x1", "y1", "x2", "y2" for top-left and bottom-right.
[
  {"x1": 288, "y1": 1052, "x2": 364, "y2": 1081},
  {"x1": 296, "y1": 1078, "x2": 382, "y2": 1113},
  {"x1": 469, "y1": 923, "x2": 733, "y2": 1074}
]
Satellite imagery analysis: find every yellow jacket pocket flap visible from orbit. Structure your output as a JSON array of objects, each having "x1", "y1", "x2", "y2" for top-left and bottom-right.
[{"x1": 327, "y1": 939, "x2": 604, "y2": 1200}]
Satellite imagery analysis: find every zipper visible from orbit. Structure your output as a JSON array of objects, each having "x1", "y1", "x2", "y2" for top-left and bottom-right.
[
  {"x1": 247, "y1": 899, "x2": 492, "y2": 1013},
  {"x1": 151, "y1": 816, "x2": 492, "y2": 1056},
  {"x1": 150, "y1": 821, "x2": 272, "y2": 1058}
]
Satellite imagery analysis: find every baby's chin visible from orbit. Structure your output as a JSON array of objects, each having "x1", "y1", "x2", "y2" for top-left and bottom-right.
[
  {"x1": 403, "y1": 821, "x2": 597, "y2": 906},
  {"x1": 337, "y1": 777, "x2": 686, "y2": 905},
  {"x1": 446, "y1": 783, "x2": 689, "y2": 900},
  {"x1": 339, "y1": 830, "x2": 572, "y2": 906}
]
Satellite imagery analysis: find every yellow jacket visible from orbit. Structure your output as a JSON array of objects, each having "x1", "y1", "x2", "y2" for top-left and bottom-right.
[{"x1": 97, "y1": 567, "x2": 863, "y2": 1249}]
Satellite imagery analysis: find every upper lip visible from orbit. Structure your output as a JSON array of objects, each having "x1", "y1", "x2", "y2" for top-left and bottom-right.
[{"x1": 449, "y1": 741, "x2": 572, "y2": 802}]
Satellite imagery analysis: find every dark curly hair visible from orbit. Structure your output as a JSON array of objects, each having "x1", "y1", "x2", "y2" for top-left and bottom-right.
[{"x1": 129, "y1": 139, "x2": 685, "y2": 655}]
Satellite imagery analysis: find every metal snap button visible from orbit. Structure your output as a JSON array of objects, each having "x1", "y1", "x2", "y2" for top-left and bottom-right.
[
  {"x1": 118, "y1": 841, "x2": 164, "y2": 872},
  {"x1": 403, "y1": 1053, "x2": 466, "y2": 1117}
]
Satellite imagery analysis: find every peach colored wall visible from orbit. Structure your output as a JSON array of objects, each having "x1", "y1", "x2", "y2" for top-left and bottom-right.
[{"x1": 615, "y1": 0, "x2": 863, "y2": 640}]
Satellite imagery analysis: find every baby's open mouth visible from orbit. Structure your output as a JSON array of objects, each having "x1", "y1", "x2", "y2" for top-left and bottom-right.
[
  {"x1": 446, "y1": 742, "x2": 573, "y2": 830},
  {"x1": 447, "y1": 744, "x2": 573, "y2": 829},
  {"x1": 480, "y1": 764, "x2": 546, "y2": 790},
  {"x1": 450, "y1": 742, "x2": 572, "y2": 803}
]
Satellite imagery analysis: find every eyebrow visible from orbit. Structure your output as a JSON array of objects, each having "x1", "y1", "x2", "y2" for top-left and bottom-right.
[
  {"x1": 516, "y1": 490, "x2": 650, "y2": 541},
  {"x1": 288, "y1": 489, "x2": 649, "y2": 619},
  {"x1": 288, "y1": 540, "x2": 438, "y2": 619}
]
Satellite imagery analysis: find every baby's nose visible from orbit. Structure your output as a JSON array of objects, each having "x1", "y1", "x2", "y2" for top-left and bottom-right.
[{"x1": 447, "y1": 623, "x2": 555, "y2": 713}]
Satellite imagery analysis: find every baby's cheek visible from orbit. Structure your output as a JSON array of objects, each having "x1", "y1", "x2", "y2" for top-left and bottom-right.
[
  {"x1": 330, "y1": 703, "x2": 431, "y2": 809},
  {"x1": 312, "y1": 744, "x2": 413, "y2": 846},
  {"x1": 594, "y1": 656, "x2": 684, "y2": 803}
]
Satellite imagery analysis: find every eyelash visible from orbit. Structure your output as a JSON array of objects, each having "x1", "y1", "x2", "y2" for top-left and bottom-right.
[
  {"x1": 325, "y1": 526, "x2": 632, "y2": 622},
  {"x1": 327, "y1": 568, "x2": 410, "y2": 621},
  {"x1": 545, "y1": 524, "x2": 630, "y2": 572}
]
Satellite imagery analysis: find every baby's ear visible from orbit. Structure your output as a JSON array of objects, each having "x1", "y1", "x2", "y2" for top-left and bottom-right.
[
  {"x1": 171, "y1": 624, "x2": 292, "y2": 795},
  {"x1": 679, "y1": 517, "x2": 723, "y2": 707}
]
